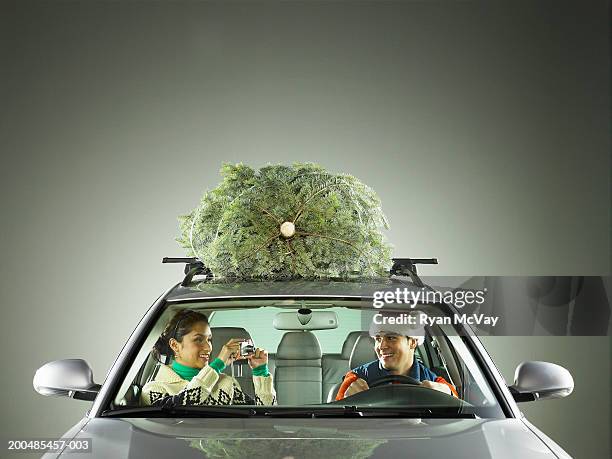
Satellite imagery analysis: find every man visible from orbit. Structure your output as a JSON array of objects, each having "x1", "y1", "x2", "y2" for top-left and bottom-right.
[{"x1": 336, "y1": 312, "x2": 458, "y2": 399}]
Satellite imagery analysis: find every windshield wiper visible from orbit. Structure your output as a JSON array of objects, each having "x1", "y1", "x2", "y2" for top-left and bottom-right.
[
  {"x1": 263, "y1": 406, "x2": 363, "y2": 418},
  {"x1": 101, "y1": 405, "x2": 257, "y2": 418},
  {"x1": 355, "y1": 406, "x2": 476, "y2": 418},
  {"x1": 102, "y1": 405, "x2": 477, "y2": 419},
  {"x1": 262, "y1": 406, "x2": 476, "y2": 418}
]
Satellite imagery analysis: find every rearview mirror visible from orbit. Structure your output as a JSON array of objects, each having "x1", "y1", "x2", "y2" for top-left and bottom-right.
[
  {"x1": 508, "y1": 361, "x2": 574, "y2": 402},
  {"x1": 274, "y1": 309, "x2": 338, "y2": 330},
  {"x1": 33, "y1": 359, "x2": 101, "y2": 401}
]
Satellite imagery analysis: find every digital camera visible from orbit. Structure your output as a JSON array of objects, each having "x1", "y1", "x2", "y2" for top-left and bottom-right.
[{"x1": 240, "y1": 340, "x2": 255, "y2": 357}]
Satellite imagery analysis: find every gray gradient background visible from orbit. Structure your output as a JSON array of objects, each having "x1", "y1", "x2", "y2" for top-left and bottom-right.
[{"x1": 1, "y1": 1, "x2": 610, "y2": 458}]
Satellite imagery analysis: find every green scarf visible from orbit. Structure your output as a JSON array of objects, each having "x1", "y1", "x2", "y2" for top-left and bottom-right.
[{"x1": 171, "y1": 361, "x2": 200, "y2": 381}]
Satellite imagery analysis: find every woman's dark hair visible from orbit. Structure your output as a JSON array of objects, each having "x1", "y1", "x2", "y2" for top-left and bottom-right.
[{"x1": 152, "y1": 309, "x2": 209, "y2": 363}]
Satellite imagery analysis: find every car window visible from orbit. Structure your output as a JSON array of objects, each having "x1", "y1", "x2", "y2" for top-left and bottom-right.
[
  {"x1": 210, "y1": 307, "x2": 363, "y2": 353},
  {"x1": 110, "y1": 300, "x2": 505, "y2": 418}
]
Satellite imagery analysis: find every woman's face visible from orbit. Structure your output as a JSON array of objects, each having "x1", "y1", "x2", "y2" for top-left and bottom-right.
[{"x1": 171, "y1": 321, "x2": 213, "y2": 369}]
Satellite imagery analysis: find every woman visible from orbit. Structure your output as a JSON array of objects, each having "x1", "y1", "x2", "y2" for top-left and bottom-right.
[{"x1": 141, "y1": 309, "x2": 276, "y2": 406}]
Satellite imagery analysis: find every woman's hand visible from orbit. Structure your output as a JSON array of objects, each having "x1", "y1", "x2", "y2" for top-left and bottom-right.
[
  {"x1": 246, "y1": 347, "x2": 268, "y2": 369},
  {"x1": 217, "y1": 338, "x2": 244, "y2": 366}
]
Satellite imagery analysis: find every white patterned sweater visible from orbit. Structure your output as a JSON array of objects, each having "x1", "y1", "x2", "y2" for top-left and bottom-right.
[{"x1": 141, "y1": 364, "x2": 277, "y2": 406}]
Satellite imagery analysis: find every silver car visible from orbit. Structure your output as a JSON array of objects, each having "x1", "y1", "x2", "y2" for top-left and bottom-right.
[{"x1": 34, "y1": 259, "x2": 574, "y2": 458}]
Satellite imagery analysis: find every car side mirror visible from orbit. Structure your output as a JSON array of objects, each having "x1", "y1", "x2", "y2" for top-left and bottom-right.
[
  {"x1": 508, "y1": 361, "x2": 574, "y2": 402},
  {"x1": 33, "y1": 359, "x2": 101, "y2": 402}
]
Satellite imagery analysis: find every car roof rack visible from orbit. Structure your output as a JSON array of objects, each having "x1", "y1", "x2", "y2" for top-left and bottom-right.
[
  {"x1": 163, "y1": 256, "x2": 438, "y2": 287},
  {"x1": 162, "y1": 257, "x2": 211, "y2": 286},
  {"x1": 390, "y1": 258, "x2": 438, "y2": 287}
]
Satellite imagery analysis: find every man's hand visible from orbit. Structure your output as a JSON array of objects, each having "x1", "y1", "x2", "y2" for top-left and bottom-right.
[
  {"x1": 420, "y1": 380, "x2": 452, "y2": 395},
  {"x1": 344, "y1": 377, "x2": 369, "y2": 398}
]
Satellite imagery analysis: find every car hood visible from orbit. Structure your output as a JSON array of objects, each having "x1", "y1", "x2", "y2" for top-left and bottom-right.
[{"x1": 66, "y1": 417, "x2": 557, "y2": 458}]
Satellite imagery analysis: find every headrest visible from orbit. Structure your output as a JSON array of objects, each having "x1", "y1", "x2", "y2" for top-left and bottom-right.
[
  {"x1": 276, "y1": 331, "x2": 322, "y2": 360},
  {"x1": 349, "y1": 335, "x2": 377, "y2": 369},
  {"x1": 341, "y1": 331, "x2": 366, "y2": 359},
  {"x1": 211, "y1": 327, "x2": 252, "y2": 359}
]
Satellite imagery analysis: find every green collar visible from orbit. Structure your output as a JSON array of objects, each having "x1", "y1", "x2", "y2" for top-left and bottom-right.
[{"x1": 171, "y1": 360, "x2": 200, "y2": 381}]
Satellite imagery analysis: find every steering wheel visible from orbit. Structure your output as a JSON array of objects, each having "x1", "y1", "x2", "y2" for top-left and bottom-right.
[
  {"x1": 331, "y1": 373, "x2": 466, "y2": 408},
  {"x1": 369, "y1": 374, "x2": 421, "y2": 388}
]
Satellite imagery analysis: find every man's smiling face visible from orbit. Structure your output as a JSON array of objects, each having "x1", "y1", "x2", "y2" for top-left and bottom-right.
[{"x1": 374, "y1": 332, "x2": 415, "y2": 373}]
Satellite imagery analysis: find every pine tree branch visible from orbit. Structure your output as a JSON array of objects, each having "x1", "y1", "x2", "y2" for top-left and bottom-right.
[
  {"x1": 235, "y1": 233, "x2": 281, "y2": 265},
  {"x1": 292, "y1": 178, "x2": 347, "y2": 224},
  {"x1": 254, "y1": 204, "x2": 282, "y2": 224},
  {"x1": 285, "y1": 240, "x2": 296, "y2": 273},
  {"x1": 295, "y1": 231, "x2": 362, "y2": 253}
]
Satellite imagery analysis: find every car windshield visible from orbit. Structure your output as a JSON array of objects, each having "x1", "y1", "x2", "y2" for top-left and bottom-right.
[{"x1": 109, "y1": 298, "x2": 505, "y2": 418}]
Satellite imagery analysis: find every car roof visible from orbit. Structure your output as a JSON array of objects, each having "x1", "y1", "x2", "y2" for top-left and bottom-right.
[{"x1": 165, "y1": 276, "x2": 420, "y2": 302}]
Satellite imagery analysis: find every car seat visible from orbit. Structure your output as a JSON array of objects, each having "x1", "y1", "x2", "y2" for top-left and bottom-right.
[
  {"x1": 326, "y1": 334, "x2": 377, "y2": 402},
  {"x1": 274, "y1": 331, "x2": 322, "y2": 405},
  {"x1": 321, "y1": 331, "x2": 366, "y2": 401}
]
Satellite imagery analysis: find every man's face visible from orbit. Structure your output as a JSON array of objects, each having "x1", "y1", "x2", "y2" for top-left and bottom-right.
[{"x1": 374, "y1": 332, "x2": 415, "y2": 371}]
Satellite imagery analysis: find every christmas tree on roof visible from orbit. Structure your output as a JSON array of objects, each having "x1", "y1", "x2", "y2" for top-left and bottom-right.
[{"x1": 177, "y1": 163, "x2": 392, "y2": 279}]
